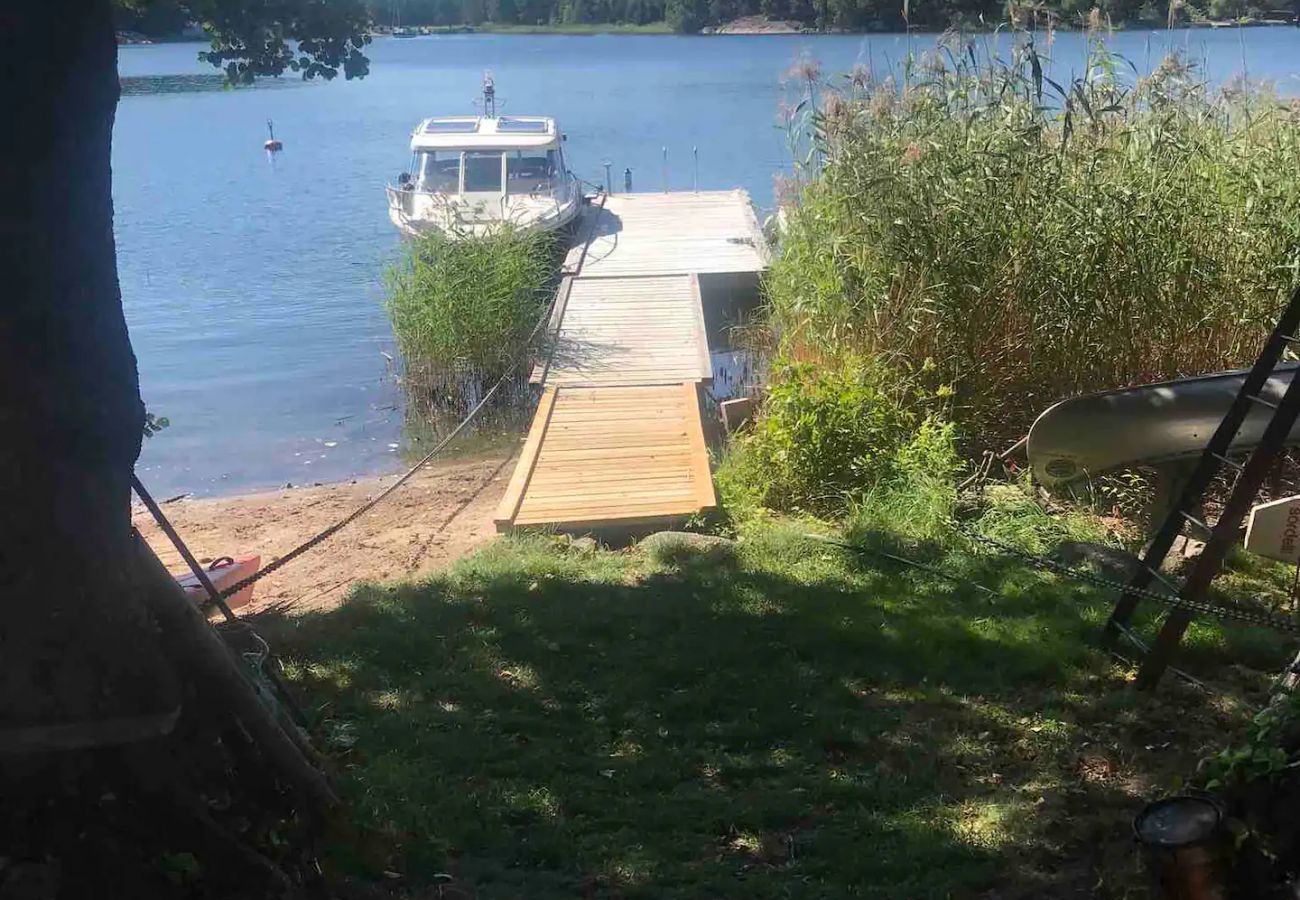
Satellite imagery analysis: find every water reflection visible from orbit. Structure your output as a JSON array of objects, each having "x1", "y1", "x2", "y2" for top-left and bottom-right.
[
  {"x1": 398, "y1": 371, "x2": 536, "y2": 465},
  {"x1": 119, "y1": 74, "x2": 302, "y2": 96}
]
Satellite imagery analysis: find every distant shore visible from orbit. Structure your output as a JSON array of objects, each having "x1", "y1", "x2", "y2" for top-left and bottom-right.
[
  {"x1": 121, "y1": 16, "x2": 1296, "y2": 44},
  {"x1": 354, "y1": 14, "x2": 1300, "y2": 36}
]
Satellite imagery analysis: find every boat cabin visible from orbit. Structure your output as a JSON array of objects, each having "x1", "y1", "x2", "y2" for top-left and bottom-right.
[
  {"x1": 387, "y1": 114, "x2": 582, "y2": 238},
  {"x1": 409, "y1": 116, "x2": 567, "y2": 197}
]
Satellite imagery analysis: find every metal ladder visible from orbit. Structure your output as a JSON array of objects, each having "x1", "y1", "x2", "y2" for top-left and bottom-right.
[{"x1": 1106, "y1": 282, "x2": 1300, "y2": 689}]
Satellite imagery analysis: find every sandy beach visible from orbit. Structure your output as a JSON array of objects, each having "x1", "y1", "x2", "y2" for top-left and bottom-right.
[{"x1": 133, "y1": 452, "x2": 515, "y2": 616}]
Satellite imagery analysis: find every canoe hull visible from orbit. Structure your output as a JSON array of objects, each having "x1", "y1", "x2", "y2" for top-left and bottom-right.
[{"x1": 1027, "y1": 363, "x2": 1300, "y2": 490}]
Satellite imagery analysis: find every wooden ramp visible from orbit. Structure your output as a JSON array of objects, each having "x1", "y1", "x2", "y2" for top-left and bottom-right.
[
  {"x1": 497, "y1": 190, "x2": 768, "y2": 533},
  {"x1": 495, "y1": 383, "x2": 716, "y2": 531},
  {"x1": 533, "y1": 274, "x2": 711, "y2": 387}
]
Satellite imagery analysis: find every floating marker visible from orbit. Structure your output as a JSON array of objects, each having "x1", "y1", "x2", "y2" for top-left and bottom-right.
[{"x1": 264, "y1": 118, "x2": 283, "y2": 152}]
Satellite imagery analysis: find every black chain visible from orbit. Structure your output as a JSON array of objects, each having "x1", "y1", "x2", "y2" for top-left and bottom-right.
[{"x1": 959, "y1": 525, "x2": 1300, "y2": 635}]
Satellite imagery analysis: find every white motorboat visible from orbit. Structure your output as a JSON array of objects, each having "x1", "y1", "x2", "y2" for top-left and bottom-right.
[{"x1": 386, "y1": 77, "x2": 585, "y2": 239}]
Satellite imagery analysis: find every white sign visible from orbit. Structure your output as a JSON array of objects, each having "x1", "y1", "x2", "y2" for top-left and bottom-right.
[{"x1": 1246, "y1": 495, "x2": 1300, "y2": 564}]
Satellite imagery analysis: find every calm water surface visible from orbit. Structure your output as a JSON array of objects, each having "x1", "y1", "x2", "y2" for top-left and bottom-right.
[{"x1": 117, "y1": 30, "x2": 1300, "y2": 496}]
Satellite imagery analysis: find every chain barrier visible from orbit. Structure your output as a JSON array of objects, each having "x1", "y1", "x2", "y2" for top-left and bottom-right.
[
  {"x1": 958, "y1": 524, "x2": 1300, "y2": 634},
  {"x1": 945, "y1": 462, "x2": 1300, "y2": 642},
  {"x1": 934, "y1": 436, "x2": 1300, "y2": 635}
]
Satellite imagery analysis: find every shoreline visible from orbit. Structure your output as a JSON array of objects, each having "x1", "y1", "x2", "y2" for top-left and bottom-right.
[
  {"x1": 121, "y1": 18, "x2": 1297, "y2": 44},
  {"x1": 134, "y1": 452, "x2": 515, "y2": 616}
]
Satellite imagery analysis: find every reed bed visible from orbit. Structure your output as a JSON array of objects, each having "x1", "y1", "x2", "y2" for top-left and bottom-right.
[
  {"x1": 767, "y1": 35, "x2": 1300, "y2": 446},
  {"x1": 385, "y1": 227, "x2": 557, "y2": 417}
]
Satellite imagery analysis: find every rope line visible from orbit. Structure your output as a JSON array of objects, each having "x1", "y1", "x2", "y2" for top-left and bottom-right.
[{"x1": 211, "y1": 194, "x2": 610, "y2": 602}]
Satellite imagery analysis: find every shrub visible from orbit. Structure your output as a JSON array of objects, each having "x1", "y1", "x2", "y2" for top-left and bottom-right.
[
  {"x1": 385, "y1": 228, "x2": 556, "y2": 395},
  {"x1": 768, "y1": 37, "x2": 1300, "y2": 447},
  {"x1": 722, "y1": 354, "x2": 946, "y2": 515},
  {"x1": 848, "y1": 416, "x2": 963, "y2": 543}
]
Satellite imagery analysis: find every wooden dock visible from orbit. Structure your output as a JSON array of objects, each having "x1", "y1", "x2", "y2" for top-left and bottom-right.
[{"x1": 495, "y1": 190, "x2": 769, "y2": 533}]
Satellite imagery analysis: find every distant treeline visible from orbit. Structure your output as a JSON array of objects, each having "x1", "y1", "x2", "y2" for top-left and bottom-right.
[
  {"x1": 116, "y1": 0, "x2": 1297, "y2": 38},
  {"x1": 366, "y1": 0, "x2": 1297, "y2": 31}
]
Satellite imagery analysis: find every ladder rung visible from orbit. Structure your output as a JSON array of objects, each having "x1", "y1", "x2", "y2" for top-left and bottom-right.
[
  {"x1": 1248, "y1": 393, "x2": 1279, "y2": 410},
  {"x1": 1210, "y1": 451, "x2": 1243, "y2": 472},
  {"x1": 1143, "y1": 565, "x2": 1182, "y2": 596},
  {"x1": 1112, "y1": 621, "x2": 1151, "y2": 654},
  {"x1": 1179, "y1": 510, "x2": 1214, "y2": 535}
]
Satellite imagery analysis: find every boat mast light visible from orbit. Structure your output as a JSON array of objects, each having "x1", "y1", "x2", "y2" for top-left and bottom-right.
[{"x1": 482, "y1": 72, "x2": 496, "y2": 118}]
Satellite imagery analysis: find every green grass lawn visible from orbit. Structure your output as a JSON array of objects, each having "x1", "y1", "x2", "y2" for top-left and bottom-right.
[{"x1": 265, "y1": 514, "x2": 1287, "y2": 898}]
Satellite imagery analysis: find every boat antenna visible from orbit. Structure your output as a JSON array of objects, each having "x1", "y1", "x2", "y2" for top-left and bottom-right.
[{"x1": 482, "y1": 71, "x2": 496, "y2": 118}]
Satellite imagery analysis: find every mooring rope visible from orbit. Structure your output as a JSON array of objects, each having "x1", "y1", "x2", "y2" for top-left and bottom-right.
[{"x1": 135, "y1": 193, "x2": 611, "y2": 605}]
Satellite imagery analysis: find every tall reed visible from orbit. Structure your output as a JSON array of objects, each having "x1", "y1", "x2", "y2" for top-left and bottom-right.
[
  {"x1": 768, "y1": 35, "x2": 1300, "y2": 446},
  {"x1": 385, "y1": 227, "x2": 556, "y2": 416}
]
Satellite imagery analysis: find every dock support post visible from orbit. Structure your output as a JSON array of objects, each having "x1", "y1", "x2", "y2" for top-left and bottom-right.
[
  {"x1": 603, "y1": 161, "x2": 612, "y2": 194},
  {"x1": 662, "y1": 146, "x2": 668, "y2": 193},
  {"x1": 693, "y1": 146, "x2": 698, "y2": 192}
]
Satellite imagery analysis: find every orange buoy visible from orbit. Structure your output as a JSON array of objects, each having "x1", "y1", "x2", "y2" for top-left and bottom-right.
[{"x1": 264, "y1": 119, "x2": 283, "y2": 152}]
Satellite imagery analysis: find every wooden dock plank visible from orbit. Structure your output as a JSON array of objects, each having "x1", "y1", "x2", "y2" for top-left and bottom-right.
[
  {"x1": 563, "y1": 191, "x2": 770, "y2": 278},
  {"x1": 538, "y1": 274, "x2": 711, "y2": 389},
  {"x1": 493, "y1": 386, "x2": 558, "y2": 528},
  {"x1": 496, "y1": 382, "x2": 715, "y2": 532},
  {"x1": 499, "y1": 190, "x2": 771, "y2": 533}
]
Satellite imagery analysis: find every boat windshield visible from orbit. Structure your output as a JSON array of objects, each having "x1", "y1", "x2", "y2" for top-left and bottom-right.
[
  {"x1": 414, "y1": 151, "x2": 458, "y2": 193},
  {"x1": 411, "y1": 148, "x2": 562, "y2": 196},
  {"x1": 463, "y1": 151, "x2": 504, "y2": 193},
  {"x1": 506, "y1": 149, "x2": 561, "y2": 194}
]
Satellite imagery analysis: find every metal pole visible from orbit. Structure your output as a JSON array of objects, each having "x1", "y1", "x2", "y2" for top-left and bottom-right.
[
  {"x1": 603, "y1": 160, "x2": 612, "y2": 194},
  {"x1": 693, "y1": 146, "x2": 698, "y2": 193},
  {"x1": 662, "y1": 146, "x2": 668, "y2": 193},
  {"x1": 132, "y1": 474, "x2": 237, "y2": 623}
]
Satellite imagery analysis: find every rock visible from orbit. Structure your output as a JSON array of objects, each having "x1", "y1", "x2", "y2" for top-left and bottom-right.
[
  {"x1": 569, "y1": 536, "x2": 598, "y2": 554},
  {"x1": 1055, "y1": 541, "x2": 1141, "y2": 583},
  {"x1": 1161, "y1": 535, "x2": 1207, "y2": 576},
  {"x1": 640, "y1": 531, "x2": 738, "y2": 569},
  {"x1": 713, "y1": 14, "x2": 805, "y2": 33}
]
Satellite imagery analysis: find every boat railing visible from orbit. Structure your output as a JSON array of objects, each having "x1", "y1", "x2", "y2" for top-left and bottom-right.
[{"x1": 385, "y1": 183, "x2": 572, "y2": 230}]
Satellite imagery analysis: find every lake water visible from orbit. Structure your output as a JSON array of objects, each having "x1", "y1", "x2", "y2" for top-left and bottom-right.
[{"x1": 117, "y1": 29, "x2": 1300, "y2": 497}]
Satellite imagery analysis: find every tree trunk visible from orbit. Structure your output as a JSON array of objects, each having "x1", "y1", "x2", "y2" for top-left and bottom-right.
[{"x1": 0, "y1": 0, "x2": 178, "y2": 747}]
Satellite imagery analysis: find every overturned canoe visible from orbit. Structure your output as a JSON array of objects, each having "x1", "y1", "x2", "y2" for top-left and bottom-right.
[{"x1": 1027, "y1": 363, "x2": 1300, "y2": 491}]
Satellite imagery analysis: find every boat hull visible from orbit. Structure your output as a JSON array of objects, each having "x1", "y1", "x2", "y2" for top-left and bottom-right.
[
  {"x1": 1027, "y1": 363, "x2": 1300, "y2": 490},
  {"x1": 387, "y1": 185, "x2": 585, "y2": 240}
]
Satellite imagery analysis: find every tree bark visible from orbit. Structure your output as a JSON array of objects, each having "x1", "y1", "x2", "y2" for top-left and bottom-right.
[
  {"x1": 132, "y1": 534, "x2": 339, "y2": 814},
  {"x1": 0, "y1": 0, "x2": 178, "y2": 746}
]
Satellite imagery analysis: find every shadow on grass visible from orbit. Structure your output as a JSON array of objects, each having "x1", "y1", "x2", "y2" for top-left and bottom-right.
[{"x1": 259, "y1": 534, "x2": 1280, "y2": 899}]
